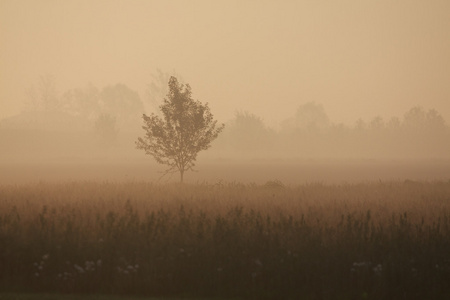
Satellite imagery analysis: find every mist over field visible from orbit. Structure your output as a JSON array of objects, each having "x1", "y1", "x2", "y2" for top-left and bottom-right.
[
  {"x1": 1, "y1": 2, "x2": 450, "y2": 298},
  {"x1": 1, "y1": 1, "x2": 450, "y2": 185},
  {"x1": 1, "y1": 85, "x2": 450, "y2": 183},
  {"x1": 2, "y1": 0, "x2": 450, "y2": 185},
  {"x1": 1, "y1": 99, "x2": 450, "y2": 184}
]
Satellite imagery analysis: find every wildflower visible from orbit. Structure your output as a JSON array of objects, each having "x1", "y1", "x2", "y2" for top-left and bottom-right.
[
  {"x1": 254, "y1": 258, "x2": 263, "y2": 267},
  {"x1": 353, "y1": 261, "x2": 371, "y2": 268},
  {"x1": 74, "y1": 264, "x2": 84, "y2": 273},
  {"x1": 217, "y1": 267, "x2": 223, "y2": 272},
  {"x1": 373, "y1": 264, "x2": 383, "y2": 275},
  {"x1": 86, "y1": 261, "x2": 96, "y2": 268},
  {"x1": 121, "y1": 264, "x2": 138, "y2": 273},
  {"x1": 42, "y1": 254, "x2": 49, "y2": 260},
  {"x1": 62, "y1": 272, "x2": 72, "y2": 280},
  {"x1": 97, "y1": 259, "x2": 102, "y2": 266},
  {"x1": 84, "y1": 261, "x2": 95, "y2": 272},
  {"x1": 35, "y1": 272, "x2": 39, "y2": 277}
]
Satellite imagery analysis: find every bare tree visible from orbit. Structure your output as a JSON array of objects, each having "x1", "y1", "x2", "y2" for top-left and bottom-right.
[
  {"x1": 136, "y1": 77, "x2": 224, "y2": 182},
  {"x1": 146, "y1": 69, "x2": 183, "y2": 112},
  {"x1": 23, "y1": 74, "x2": 59, "y2": 112},
  {"x1": 61, "y1": 83, "x2": 101, "y2": 120}
]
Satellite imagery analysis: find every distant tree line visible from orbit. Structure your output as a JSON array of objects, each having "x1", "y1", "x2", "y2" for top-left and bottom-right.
[
  {"x1": 2, "y1": 72, "x2": 449, "y2": 160},
  {"x1": 16, "y1": 74, "x2": 169, "y2": 148},
  {"x1": 217, "y1": 102, "x2": 450, "y2": 160}
]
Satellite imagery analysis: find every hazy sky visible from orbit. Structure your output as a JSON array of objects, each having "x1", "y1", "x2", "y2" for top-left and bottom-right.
[{"x1": 1, "y1": 0, "x2": 450, "y2": 126}]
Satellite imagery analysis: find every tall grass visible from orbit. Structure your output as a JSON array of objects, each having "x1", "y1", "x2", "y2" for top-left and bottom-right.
[{"x1": 1, "y1": 181, "x2": 449, "y2": 299}]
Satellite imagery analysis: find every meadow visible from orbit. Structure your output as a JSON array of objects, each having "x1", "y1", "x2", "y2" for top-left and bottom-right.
[{"x1": 1, "y1": 180, "x2": 450, "y2": 299}]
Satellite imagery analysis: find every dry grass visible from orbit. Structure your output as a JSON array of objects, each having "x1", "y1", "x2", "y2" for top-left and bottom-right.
[{"x1": 1, "y1": 180, "x2": 450, "y2": 299}]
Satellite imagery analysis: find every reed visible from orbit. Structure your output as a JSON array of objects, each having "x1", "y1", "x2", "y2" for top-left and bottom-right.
[{"x1": 1, "y1": 180, "x2": 449, "y2": 299}]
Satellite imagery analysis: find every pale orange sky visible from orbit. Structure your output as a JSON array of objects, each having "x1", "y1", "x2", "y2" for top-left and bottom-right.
[{"x1": 1, "y1": 0, "x2": 450, "y2": 126}]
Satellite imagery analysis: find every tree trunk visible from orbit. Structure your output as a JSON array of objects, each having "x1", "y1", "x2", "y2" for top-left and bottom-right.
[{"x1": 180, "y1": 169, "x2": 184, "y2": 183}]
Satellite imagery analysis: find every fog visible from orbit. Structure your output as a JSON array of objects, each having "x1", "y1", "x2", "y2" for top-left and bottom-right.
[{"x1": 1, "y1": 0, "x2": 450, "y2": 184}]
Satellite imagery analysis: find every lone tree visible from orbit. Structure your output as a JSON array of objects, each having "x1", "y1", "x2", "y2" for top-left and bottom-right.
[{"x1": 136, "y1": 77, "x2": 224, "y2": 182}]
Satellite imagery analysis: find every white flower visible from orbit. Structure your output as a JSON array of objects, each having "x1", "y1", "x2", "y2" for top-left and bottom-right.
[
  {"x1": 97, "y1": 259, "x2": 102, "y2": 266},
  {"x1": 84, "y1": 261, "x2": 96, "y2": 271},
  {"x1": 42, "y1": 254, "x2": 49, "y2": 260},
  {"x1": 74, "y1": 264, "x2": 84, "y2": 273},
  {"x1": 254, "y1": 259, "x2": 263, "y2": 267},
  {"x1": 373, "y1": 264, "x2": 382, "y2": 273},
  {"x1": 353, "y1": 261, "x2": 371, "y2": 268},
  {"x1": 35, "y1": 272, "x2": 39, "y2": 277}
]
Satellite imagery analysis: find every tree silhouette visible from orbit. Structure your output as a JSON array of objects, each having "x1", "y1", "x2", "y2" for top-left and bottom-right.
[
  {"x1": 281, "y1": 102, "x2": 330, "y2": 133},
  {"x1": 94, "y1": 114, "x2": 119, "y2": 148},
  {"x1": 228, "y1": 111, "x2": 273, "y2": 153},
  {"x1": 145, "y1": 69, "x2": 183, "y2": 112},
  {"x1": 24, "y1": 74, "x2": 59, "y2": 112},
  {"x1": 136, "y1": 77, "x2": 224, "y2": 182},
  {"x1": 100, "y1": 84, "x2": 144, "y2": 130}
]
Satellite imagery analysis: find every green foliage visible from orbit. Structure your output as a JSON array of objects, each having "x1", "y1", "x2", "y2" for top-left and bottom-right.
[
  {"x1": 136, "y1": 77, "x2": 224, "y2": 182},
  {"x1": 1, "y1": 181, "x2": 450, "y2": 299}
]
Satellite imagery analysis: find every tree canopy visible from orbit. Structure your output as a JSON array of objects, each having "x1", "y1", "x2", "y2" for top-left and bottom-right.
[{"x1": 136, "y1": 77, "x2": 224, "y2": 182}]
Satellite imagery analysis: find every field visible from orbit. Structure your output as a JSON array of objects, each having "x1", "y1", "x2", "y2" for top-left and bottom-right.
[
  {"x1": 1, "y1": 179, "x2": 450, "y2": 299},
  {"x1": 0, "y1": 294, "x2": 206, "y2": 300},
  {"x1": 2, "y1": 159, "x2": 450, "y2": 184}
]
